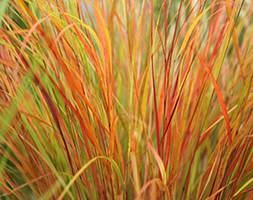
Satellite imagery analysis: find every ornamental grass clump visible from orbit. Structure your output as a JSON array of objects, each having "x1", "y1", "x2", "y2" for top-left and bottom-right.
[{"x1": 0, "y1": 0, "x2": 252, "y2": 199}]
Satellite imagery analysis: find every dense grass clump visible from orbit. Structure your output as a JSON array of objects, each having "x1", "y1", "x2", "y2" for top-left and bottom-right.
[{"x1": 0, "y1": 0, "x2": 252, "y2": 199}]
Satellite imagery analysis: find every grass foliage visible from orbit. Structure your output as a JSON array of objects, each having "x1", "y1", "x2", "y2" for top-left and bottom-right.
[{"x1": 0, "y1": 0, "x2": 253, "y2": 199}]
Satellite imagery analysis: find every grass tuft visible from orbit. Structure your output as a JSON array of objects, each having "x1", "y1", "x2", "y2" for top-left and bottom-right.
[{"x1": 0, "y1": 0, "x2": 252, "y2": 199}]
